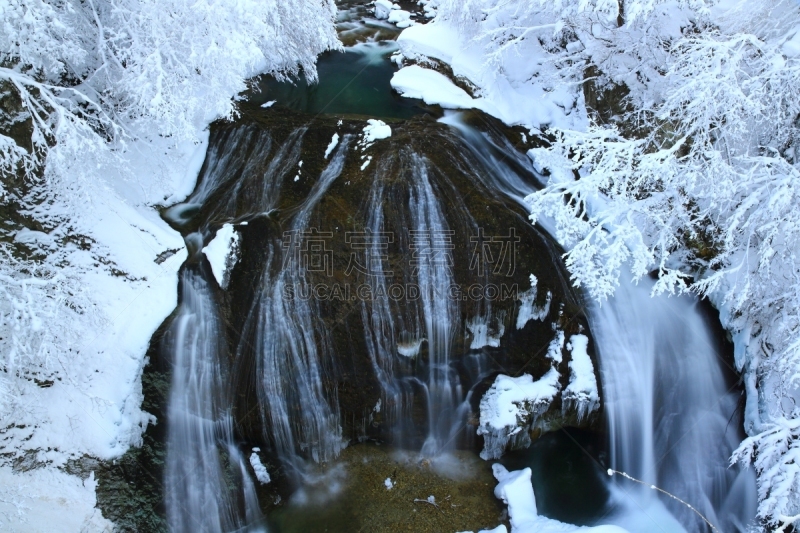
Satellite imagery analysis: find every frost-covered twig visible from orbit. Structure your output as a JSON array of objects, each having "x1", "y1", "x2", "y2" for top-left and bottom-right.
[{"x1": 607, "y1": 469, "x2": 721, "y2": 533}]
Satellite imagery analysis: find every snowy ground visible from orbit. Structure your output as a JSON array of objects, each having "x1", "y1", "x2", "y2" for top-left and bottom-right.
[{"x1": 0, "y1": 133, "x2": 205, "y2": 529}]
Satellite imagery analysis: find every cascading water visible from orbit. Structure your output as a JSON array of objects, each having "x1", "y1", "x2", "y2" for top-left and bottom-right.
[
  {"x1": 441, "y1": 111, "x2": 757, "y2": 531},
  {"x1": 243, "y1": 135, "x2": 353, "y2": 471},
  {"x1": 592, "y1": 278, "x2": 757, "y2": 533},
  {"x1": 354, "y1": 152, "x2": 483, "y2": 456},
  {"x1": 164, "y1": 269, "x2": 264, "y2": 533},
  {"x1": 407, "y1": 154, "x2": 463, "y2": 456}
]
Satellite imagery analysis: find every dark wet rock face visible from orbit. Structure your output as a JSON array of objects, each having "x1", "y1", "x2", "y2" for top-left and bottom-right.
[{"x1": 173, "y1": 104, "x2": 596, "y2": 460}]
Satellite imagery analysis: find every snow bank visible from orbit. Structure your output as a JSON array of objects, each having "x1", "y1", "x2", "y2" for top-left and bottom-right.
[
  {"x1": 388, "y1": 10, "x2": 415, "y2": 28},
  {"x1": 0, "y1": 128, "x2": 201, "y2": 531},
  {"x1": 397, "y1": 21, "x2": 461, "y2": 63},
  {"x1": 391, "y1": 65, "x2": 500, "y2": 114},
  {"x1": 202, "y1": 223, "x2": 241, "y2": 289},
  {"x1": 478, "y1": 327, "x2": 567, "y2": 459},
  {"x1": 563, "y1": 334, "x2": 600, "y2": 422},
  {"x1": 249, "y1": 448, "x2": 271, "y2": 485},
  {"x1": 373, "y1": 0, "x2": 395, "y2": 19}
]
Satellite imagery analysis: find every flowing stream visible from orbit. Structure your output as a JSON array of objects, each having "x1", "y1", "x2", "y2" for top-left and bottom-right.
[{"x1": 158, "y1": 7, "x2": 757, "y2": 532}]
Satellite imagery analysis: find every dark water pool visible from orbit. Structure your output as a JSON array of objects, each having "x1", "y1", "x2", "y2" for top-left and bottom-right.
[{"x1": 250, "y1": 42, "x2": 427, "y2": 120}]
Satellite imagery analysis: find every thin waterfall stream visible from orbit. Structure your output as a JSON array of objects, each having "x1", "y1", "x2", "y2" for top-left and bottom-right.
[{"x1": 152, "y1": 4, "x2": 757, "y2": 532}]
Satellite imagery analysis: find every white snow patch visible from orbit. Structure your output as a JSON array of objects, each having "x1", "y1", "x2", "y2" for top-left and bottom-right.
[
  {"x1": 391, "y1": 65, "x2": 494, "y2": 112},
  {"x1": 324, "y1": 133, "x2": 340, "y2": 159},
  {"x1": 260, "y1": 100, "x2": 276, "y2": 108},
  {"x1": 384, "y1": 477, "x2": 394, "y2": 490},
  {"x1": 361, "y1": 156, "x2": 373, "y2": 170},
  {"x1": 467, "y1": 314, "x2": 505, "y2": 349},
  {"x1": 373, "y1": 0, "x2": 394, "y2": 19},
  {"x1": 397, "y1": 337, "x2": 424, "y2": 357},
  {"x1": 783, "y1": 27, "x2": 800, "y2": 57},
  {"x1": 395, "y1": 22, "x2": 587, "y2": 130},
  {"x1": 0, "y1": 467, "x2": 114, "y2": 532},
  {"x1": 388, "y1": 9, "x2": 415, "y2": 28},
  {"x1": 362, "y1": 119, "x2": 392, "y2": 142},
  {"x1": 545, "y1": 329, "x2": 565, "y2": 364},
  {"x1": 249, "y1": 449, "x2": 271, "y2": 485},
  {"x1": 202, "y1": 223, "x2": 240, "y2": 289},
  {"x1": 563, "y1": 334, "x2": 599, "y2": 422}
]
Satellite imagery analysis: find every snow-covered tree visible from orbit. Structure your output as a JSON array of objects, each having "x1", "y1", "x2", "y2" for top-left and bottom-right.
[
  {"x1": 435, "y1": 0, "x2": 800, "y2": 528},
  {"x1": 0, "y1": 0, "x2": 340, "y2": 190}
]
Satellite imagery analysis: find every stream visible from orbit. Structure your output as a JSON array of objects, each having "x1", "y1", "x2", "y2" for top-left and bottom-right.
[{"x1": 153, "y1": 3, "x2": 757, "y2": 532}]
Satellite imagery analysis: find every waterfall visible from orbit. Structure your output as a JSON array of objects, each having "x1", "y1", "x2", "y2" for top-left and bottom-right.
[
  {"x1": 592, "y1": 277, "x2": 757, "y2": 533},
  {"x1": 160, "y1": 98, "x2": 756, "y2": 531},
  {"x1": 242, "y1": 135, "x2": 353, "y2": 471},
  {"x1": 355, "y1": 154, "x2": 472, "y2": 455},
  {"x1": 358, "y1": 171, "x2": 414, "y2": 446},
  {"x1": 441, "y1": 112, "x2": 757, "y2": 532},
  {"x1": 407, "y1": 154, "x2": 463, "y2": 456},
  {"x1": 165, "y1": 270, "x2": 264, "y2": 533}
]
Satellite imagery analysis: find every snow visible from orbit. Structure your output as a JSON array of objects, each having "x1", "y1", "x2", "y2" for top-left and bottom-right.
[
  {"x1": 397, "y1": 21, "x2": 461, "y2": 63},
  {"x1": 391, "y1": 65, "x2": 496, "y2": 113},
  {"x1": 373, "y1": 0, "x2": 395, "y2": 20},
  {"x1": 249, "y1": 449, "x2": 271, "y2": 485},
  {"x1": 202, "y1": 223, "x2": 241, "y2": 290},
  {"x1": 361, "y1": 156, "x2": 373, "y2": 170},
  {"x1": 563, "y1": 334, "x2": 599, "y2": 422},
  {"x1": 362, "y1": 119, "x2": 392, "y2": 142},
  {"x1": 0, "y1": 132, "x2": 195, "y2": 529},
  {"x1": 516, "y1": 275, "x2": 551, "y2": 329},
  {"x1": 0, "y1": 0, "x2": 342, "y2": 528},
  {"x1": 397, "y1": 338, "x2": 424, "y2": 357},
  {"x1": 324, "y1": 133, "x2": 340, "y2": 159},
  {"x1": 260, "y1": 100, "x2": 276, "y2": 108},
  {"x1": 467, "y1": 314, "x2": 505, "y2": 349},
  {"x1": 545, "y1": 330, "x2": 565, "y2": 364},
  {"x1": 384, "y1": 477, "x2": 394, "y2": 489},
  {"x1": 388, "y1": 10, "x2": 415, "y2": 28},
  {"x1": 477, "y1": 371, "x2": 561, "y2": 459},
  {"x1": 782, "y1": 27, "x2": 800, "y2": 57},
  {"x1": 0, "y1": 467, "x2": 114, "y2": 532},
  {"x1": 394, "y1": 21, "x2": 587, "y2": 130}
]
